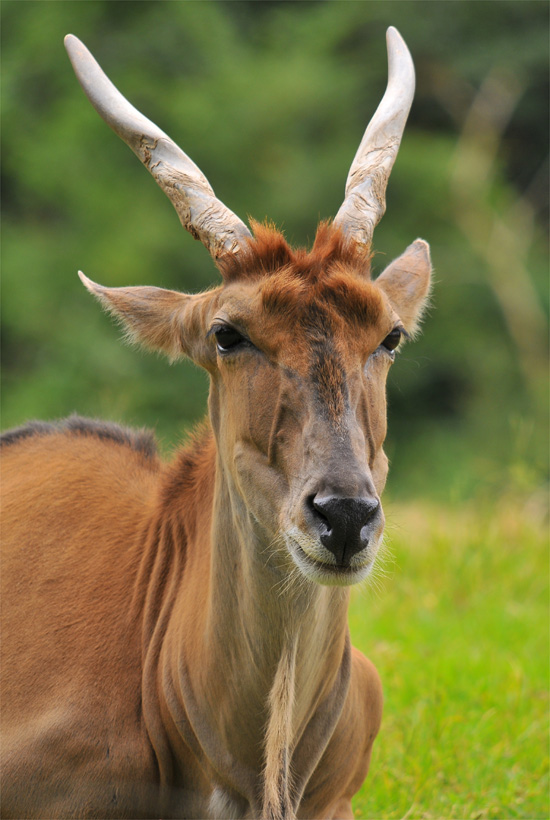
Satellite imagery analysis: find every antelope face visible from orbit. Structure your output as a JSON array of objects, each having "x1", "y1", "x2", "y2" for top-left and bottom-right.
[
  {"x1": 208, "y1": 298, "x2": 388, "y2": 584},
  {"x1": 67, "y1": 30, "x2": 431, "y2": 584},
  {"x1": 203, "y1": 228, "x2": 431, "y2": 586},
  {"x1": 82, "y1": 226, "x2": 430, "y2": 587}
]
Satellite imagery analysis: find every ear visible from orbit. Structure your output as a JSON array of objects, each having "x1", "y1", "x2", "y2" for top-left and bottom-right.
[
  {"x1": 79, "y1": 271, "x2": 212, "y2": 362},
  {"x1": 375, "y1": 239, "x2": 432, "y2": 335}
]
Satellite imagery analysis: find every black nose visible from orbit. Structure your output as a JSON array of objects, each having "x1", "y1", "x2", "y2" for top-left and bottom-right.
[{"x1": 308, "y1": 494, "x2": 380, "y2": 566}]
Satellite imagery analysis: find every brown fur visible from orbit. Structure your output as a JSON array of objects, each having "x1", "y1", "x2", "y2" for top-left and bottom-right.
[
  {"x1": 0, "y1": 414, "x2": 157, "y2": 459},
  {"x1": 1, "y1": 222, "x2": 430, "y2": 820},
  {"x1": 218, "y1": 220, "x2": 371, "y2": 284}
]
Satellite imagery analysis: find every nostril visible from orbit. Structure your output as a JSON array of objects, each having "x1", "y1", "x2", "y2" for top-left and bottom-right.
[
  {"x1": 307, "y1": 494, "x2": 331, "y2": 533},
  {"x1": 362, "y1": 498, "x2": 380, "y2": 526},
  {"x1": 360, "y1": 501, "x2": 380, "y2": 541}
]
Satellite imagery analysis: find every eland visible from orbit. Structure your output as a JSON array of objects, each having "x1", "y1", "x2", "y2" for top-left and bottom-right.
[{"x1": 1, "y1": 28, "x2": 431, "y2": 819}]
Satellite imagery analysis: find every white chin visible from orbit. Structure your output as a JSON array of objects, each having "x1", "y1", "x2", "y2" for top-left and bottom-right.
[{"x1": 288, "y1": 539, "x2": 373, "y2": 587}]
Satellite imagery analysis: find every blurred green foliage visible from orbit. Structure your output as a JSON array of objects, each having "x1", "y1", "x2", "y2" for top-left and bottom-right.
[{"x1": 2, "y1": 0, "x2": 548, "y2": 500}]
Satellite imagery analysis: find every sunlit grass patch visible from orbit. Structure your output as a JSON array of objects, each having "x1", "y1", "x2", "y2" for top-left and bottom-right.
[{"x1": 350, "y1": 491, "x2": 549, "y2": 819}]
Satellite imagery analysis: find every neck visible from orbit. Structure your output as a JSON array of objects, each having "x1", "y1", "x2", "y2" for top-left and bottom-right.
[{"x1": 147, "y1": 426, "x2": 352, "y2": 815}]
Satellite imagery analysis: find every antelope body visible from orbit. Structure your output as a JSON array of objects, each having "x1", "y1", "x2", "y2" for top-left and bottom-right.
[{"x1": 1, "y1": 30, "x2": 431, "y2": 819}]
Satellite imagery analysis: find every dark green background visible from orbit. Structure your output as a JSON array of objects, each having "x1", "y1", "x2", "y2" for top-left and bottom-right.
[{"x1": 2, "y1": 0, "x2": 548, "y2": 500}]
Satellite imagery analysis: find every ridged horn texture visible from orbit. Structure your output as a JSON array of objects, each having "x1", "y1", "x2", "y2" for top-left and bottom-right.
[
  {"x1": 64, "y1": 34, "x2": 252, "y2": 264},
  {"x1": 333, "y1": 27, "x2": 415, "y2": 251}
]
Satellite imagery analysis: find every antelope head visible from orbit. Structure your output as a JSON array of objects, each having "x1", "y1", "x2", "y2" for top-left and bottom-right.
[{"x1": 66, "y1": 29, "x2": 431, "y2": 586}]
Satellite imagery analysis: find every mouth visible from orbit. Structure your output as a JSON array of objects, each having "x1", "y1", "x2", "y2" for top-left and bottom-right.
[{"x1": 286, "y1": 535, "x2": 373, "y2": 587}]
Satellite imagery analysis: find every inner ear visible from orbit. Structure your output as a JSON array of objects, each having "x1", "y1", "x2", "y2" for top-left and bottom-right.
[
  {"x1": 375, "y1": 239, "x2": 432, "y2": 335},
  {"x1": 79, "y1": 272, "x2": 217, "y2": 363}
]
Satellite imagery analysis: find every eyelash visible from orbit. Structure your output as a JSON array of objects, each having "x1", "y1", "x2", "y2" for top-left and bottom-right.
[
  {"x1": 210, "y1": 324, "x2": 249, "y2": 354},
  {"x1": 380, "y1": 327, "x2": 403, "y2": 352}
]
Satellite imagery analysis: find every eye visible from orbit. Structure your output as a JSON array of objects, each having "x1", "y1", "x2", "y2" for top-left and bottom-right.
[
  {"x1": 213, "y1": 324, "x2": 247, "y2": 353},
  {"x1": 381, "y1": 327, "x2": 402, "y2": 352}
]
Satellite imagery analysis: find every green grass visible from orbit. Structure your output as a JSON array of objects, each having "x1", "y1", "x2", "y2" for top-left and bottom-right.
[{"x1": 349, "y1": 490, "x2": 549, "y2": 819}]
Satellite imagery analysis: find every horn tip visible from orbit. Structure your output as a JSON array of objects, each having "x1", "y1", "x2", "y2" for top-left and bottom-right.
[
  {"x1": 386, "y1": 26, "x2": 411, "y2": 56},
  {"x1": 64, "y1": 33, "x2": 80, "y2": 51},
  {"x1": 386, "y1": 26, "x2": 403, "y2": 42},
  {"x1": 64, "y1": 34, "x2": 91, "y2": 64}
]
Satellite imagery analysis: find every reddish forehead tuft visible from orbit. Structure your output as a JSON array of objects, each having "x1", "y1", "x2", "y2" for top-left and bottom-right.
[
  {"x1": 260, "y1": 270, "x2": 385, "y2": 329},
  {"x1": 218, "y1": 220, "x2": 384, "y2": 327},
  {"x1": 317, "y1": 272, "x2": 385, "y2": 327},
  {"x1": 218, "y1": 220, "x2": 371, "y2": 283}
]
